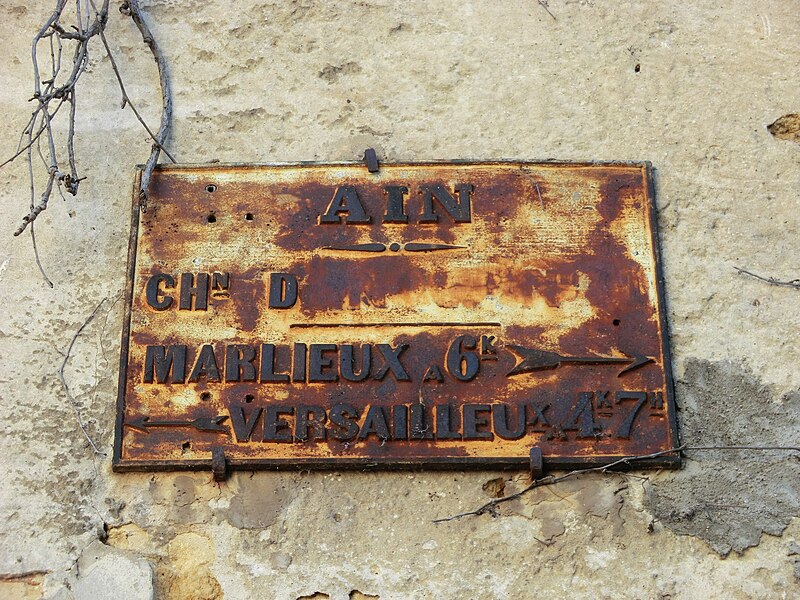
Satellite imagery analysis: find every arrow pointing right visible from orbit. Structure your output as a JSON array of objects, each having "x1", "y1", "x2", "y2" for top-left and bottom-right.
[{"x1": 506, "y1": 345, "x2": 654, "y2": 377}]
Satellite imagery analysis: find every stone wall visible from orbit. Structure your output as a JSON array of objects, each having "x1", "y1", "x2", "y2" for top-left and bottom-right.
[{"x1": 1, "y1": 1, "x2": 799, "y2": 598}]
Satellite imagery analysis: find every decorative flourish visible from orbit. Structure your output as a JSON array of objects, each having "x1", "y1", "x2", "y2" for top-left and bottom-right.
[
  {"x1": 126, "y1": 415, "x2": 228, "y2": 434},
  {"x1": 506, "y1": 345, "x2": 654, "y2": 377},
  {"x1": 323, "y1": 242, "x2": 466, "y2": 253}
]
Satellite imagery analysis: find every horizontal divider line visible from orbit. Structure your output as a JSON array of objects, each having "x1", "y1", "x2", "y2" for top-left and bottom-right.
[{"x1": 289, "y1": 322, "x2": 503, "y2": 328}]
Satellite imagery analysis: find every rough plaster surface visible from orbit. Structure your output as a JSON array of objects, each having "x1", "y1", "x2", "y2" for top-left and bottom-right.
[
  {"x1": 1, "y1": 1, "x2": 799, "y2": 598},
  {"x1": 646, "y1": 360, "x2": 800, "y2": 556}
]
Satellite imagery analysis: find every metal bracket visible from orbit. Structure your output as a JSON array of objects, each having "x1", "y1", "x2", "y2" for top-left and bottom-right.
[
  {"x1": 211, "y1": 447, "x2": 228, "y2": 482},
  {"x1": 530, "y1": 447, "x2": 544, "y2": 479},
  {"x1": 364, "y1": 148, "x2": 380, "y2": 173}
]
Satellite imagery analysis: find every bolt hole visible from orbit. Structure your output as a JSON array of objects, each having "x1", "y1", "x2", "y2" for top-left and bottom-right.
[
  {"x1": 205, "y1": 184, "x2": 217, "y2": 193},
  {"x1": 613, "y1": 319, "x2": 621, "y2": 326},
  {"x1": 245, "y1": 213, "x2": 254, "y2": 221},
  {"x1": 207, "y1": 213, "x2": 216, "y2": 223},
  {"x1": 200, "y1": 391, "x2": 211, "y2": 401},
  {"x1": 182, "y1": 441, "x2": 191, "y2": 451},
  {"x1": 245, "y1": 394, "x2": 254, "y2": 403}
]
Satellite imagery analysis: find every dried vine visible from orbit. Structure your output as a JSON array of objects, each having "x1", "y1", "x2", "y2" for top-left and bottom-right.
[
  {"x1": 4, "y1": 0, "x2": 175, "y2": 284},
  {"x1": 433, "y1": 445, "x2": 800, "y2": 523}
]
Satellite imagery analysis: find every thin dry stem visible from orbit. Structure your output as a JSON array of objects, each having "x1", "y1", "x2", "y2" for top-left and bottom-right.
[
  {"x1": 433, "y1": 445, "x2": 800, "y2": 523},
  {"x1": 126, "y1": 0, "x2": 174, "y2": 210},
  {"x1": 7, "y1": 0, "x2": 174, "y2": 284},
  {"x1": 734, "y1": 267, "x2": 800, "y2": 290},
  {"x1": 59, "y1": 298, "x2": 108, "y2": 455}
]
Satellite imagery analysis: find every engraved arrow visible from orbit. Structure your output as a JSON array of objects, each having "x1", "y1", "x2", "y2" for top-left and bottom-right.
[
  {"x1": 125, "y1": 415, "x2": 229, "y2": 434},
  {"x1": 506, "y1": 345, "x2": 654, "y2": 377}
]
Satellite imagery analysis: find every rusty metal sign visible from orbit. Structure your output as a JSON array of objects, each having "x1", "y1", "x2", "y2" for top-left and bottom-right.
[{"x1": 113, "y1": 161, "x2": 679, "y2": 474}]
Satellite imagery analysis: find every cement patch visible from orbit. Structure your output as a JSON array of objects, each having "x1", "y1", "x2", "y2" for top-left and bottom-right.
[{"x1": 646, "y1": 359, "x2": 800, "y2": 555}]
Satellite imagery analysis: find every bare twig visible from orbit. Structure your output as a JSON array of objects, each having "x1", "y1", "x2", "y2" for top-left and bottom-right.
[
  {"x1": 89, "y1": 0, "x2": 176, "y2": 165},
  {"x1": 125, "y1": 0, "x2": 174, "y2": 211},
  {"x1": 30, "y1": 223, "x2": 53, "y2": 288},
  {"x1": 537, "y1": 0, "x2": 557, "y2": 20},
  {"x1": 734, "y1": 267, "x2": 800, "y2": 290},
  {"x1": 12, "y1": 1, "x2": 110, "y2": 239},
  {"x1": 433, "y1": 445, "x2": 800, "y2": 523},
  {"x1": 6, "y1": 0, "x2": 174, "y2": 284},
  {"x1": 58, "y1": 298, "x2": 108, "y2": 455}
]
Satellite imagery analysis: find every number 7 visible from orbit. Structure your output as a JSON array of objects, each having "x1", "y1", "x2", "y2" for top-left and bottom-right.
[{"x1": 615, "y1": 392, "x2": 647, "y2": 438}]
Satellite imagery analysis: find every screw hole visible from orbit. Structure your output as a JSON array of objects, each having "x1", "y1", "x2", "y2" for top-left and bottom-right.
[
  {"x1": 182, "y1": 441, "x2": 191, "y2": 451},
  {"x1": 200, "y1": 391, "x2": 211, "y2": 401},
  {"x1": 207, "y1": 213, "x2": 216, "y2": 223},
  {"x1": 245, "y1": 394, "x2": 254, "y2": 403},
  {"x1": 245, "y1": 213, "x2": 254, "y2": 221},
  {"x1": 613, "y1": 319, "x2": 621, "y2": 326},
  {"x1": 205, "y1": 184, "x2": 217, "y2": 193}
]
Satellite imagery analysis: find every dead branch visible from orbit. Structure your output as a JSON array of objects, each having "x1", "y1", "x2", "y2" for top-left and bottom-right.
[
  {"x1": 5, "y1": 0, "x2": 174, "y2": 282},
  {"x1": 734, "y1": 267, "x2": 800, "y2": 290},
  {"x1": 59, "y1": 298, "x2": 108, "y2": 455},
  {"x1": 433, "y1": 445, "x2": 800, "y2": 523},
  {"x1": 537, "y1": 1, "x2": 556, "y2": 20},
  {"x1": 13, "y1": 1, "x2": 109, "y2": 238},
  {"x1": 124, "y1": 0, "x2": 174, "y2": 211}
]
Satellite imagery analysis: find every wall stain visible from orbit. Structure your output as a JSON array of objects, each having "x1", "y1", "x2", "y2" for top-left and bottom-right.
[{"x1": 645, "y1": 359, "x2": 800, "y2": 555}]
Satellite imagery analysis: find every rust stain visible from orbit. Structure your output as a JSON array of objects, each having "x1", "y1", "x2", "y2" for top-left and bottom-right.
[{"x1": 114, "y1": 162, "x2": 678, "y2": 471}]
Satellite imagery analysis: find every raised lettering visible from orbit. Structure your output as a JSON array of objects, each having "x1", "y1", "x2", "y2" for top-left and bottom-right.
[
  {"x1": 383, "y1": 185, "x2": 409, "y2": 223},
  {"x1": 229, "y1": 405, "x2": 262, "y2": 442},
  {"x1": 145, "y1": 273, "x2": 174, "y2": 310},
  {"x1": 463, "y1": 404, "x2": 493, "y2": 440},
  {"x1": 308, "y1": 344, "x2": 338, "y2": 382},
  {"x1": 392, "y1": 405, "x2": 408, "y2": 440},
  {"x1": 373, "y1": 344, "x2": 410, "y2": 381},
  {"x1": 329, "y1": 404, "x2": 360, "y2": 441},
  {"x1": 419, "y1": 183, "x2": 473, "y2": 223},
  {"x1": 295, "y1": 405, "x2": 327, "y2": 441},
  {"x1": 410, "y1": 403, "x2": 433, "y2": 439},
  {"x1": 225, "y1": 345, "x2": 257, "y2": 382},
  {"x1": 340, "y1": 344, "x2": 371, "y2": 382},
  {"x1": 188, "y1": 344, "x2": 221, "y2": 383},
  {"x1": 179, "y1": 272, "x2": 209, "y2": 310},
  {"x1": 268, "y1": 273, "x2": 298, "y2": 309},
  {"x1": 435, "y1": 404, "x2": 461, "y2": 440},
  {"x1": 144, "y1": 345, "x2": 186, "y2": 384},
  {"x1": 319, "y1": 185, "x2": 371, "y2": 224},
  {"x1": 292, "y1": 343, "x2": 307, "y2": 382},
  {"x1": 260, "y1": 344, "x2": 290, "y2": 382},
  {"x1": 263, "y1": 406, "x2": 293, "y2": 442},
  {"x1": 358, "y1": 405, "x2": 390, "y2": 440},
  {"x1": 493, "y1": 404, "x2": 526, "y2": 440}
]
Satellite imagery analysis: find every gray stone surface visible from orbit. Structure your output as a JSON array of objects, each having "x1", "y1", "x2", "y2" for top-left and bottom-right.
[
  {"x1": 0, "y1": 1, "x2": 799, "y2": 598},
  {"x1": 73, "y1": 541, "x2": 154, "y2": 600},
  {"x1": 646, "y1": 360, "x2": 800, "y2": 555}
]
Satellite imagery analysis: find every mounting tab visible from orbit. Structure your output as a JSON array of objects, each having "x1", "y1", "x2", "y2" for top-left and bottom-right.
[
  {"x1": 211, "y1": 447, "x2": 228, "y2": 482},
  {"x1": 530, "y1": 447, "x2": 544, "y2": 479},
  {"x1": 364, "y1": 148, "x2": 380, "y2": 173}
]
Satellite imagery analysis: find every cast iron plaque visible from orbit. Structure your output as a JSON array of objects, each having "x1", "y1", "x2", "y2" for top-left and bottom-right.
[{"x1": 113, "y1": 161, "x2": 679, "y2": 472}]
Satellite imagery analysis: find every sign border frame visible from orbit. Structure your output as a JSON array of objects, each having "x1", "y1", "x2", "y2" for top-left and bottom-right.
[{"x1": 112, "y1": 160, "x2": 680, "y2": 473}]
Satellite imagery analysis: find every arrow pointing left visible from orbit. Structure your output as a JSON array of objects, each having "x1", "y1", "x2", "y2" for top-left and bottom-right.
[{"x1": 126, "y1": 415, "x2": 228, "y2": 434}]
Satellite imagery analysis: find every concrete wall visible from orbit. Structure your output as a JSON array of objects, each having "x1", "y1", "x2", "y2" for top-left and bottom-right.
[{"x1": 1, "y1": 1, "x2": 799, "y2": 598}]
